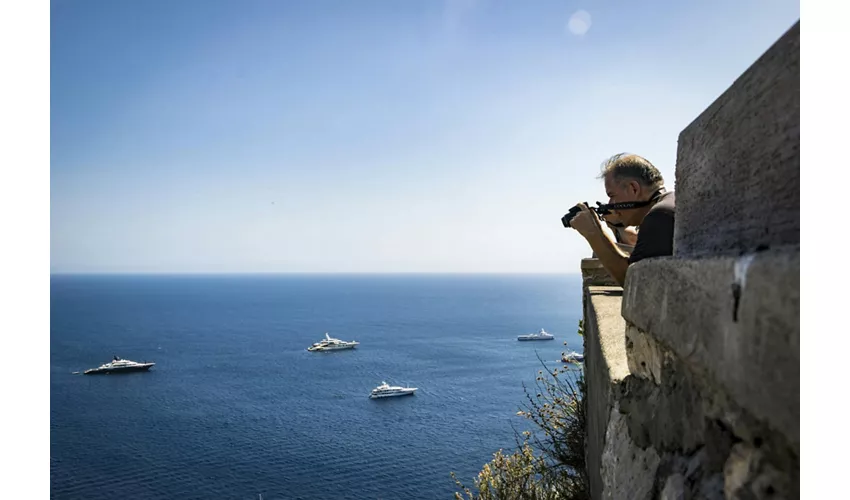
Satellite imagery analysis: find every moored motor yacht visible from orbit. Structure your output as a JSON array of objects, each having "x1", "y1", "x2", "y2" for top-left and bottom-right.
[
  {"x1": 369, "y1": 381, "x2": 417, "y2": 399},
  {"x1": 307, "y1": 333, "x2": 360, "y2": 352},
  {"x1": 84, "y1": 356, "x2": 155, "y2": 375},
  {"x1": 517, "y1": 328, "x2": 555, "y2": 341},
  {"x1": 561, "y1": 350, "x2": 585, "y2": 363}
]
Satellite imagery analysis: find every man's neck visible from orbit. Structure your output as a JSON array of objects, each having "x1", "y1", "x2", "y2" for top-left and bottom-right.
[
  {"x1": 634, "y1": 205, "x2": 653, "y2": 227},
  {"x1": 634, "y1": 188, "x2": 664, "y2": 225}
]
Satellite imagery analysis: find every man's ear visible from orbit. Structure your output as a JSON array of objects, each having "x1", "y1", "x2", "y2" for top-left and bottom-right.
[{"x1": 627, "y1": 180, "x2": 641, "y2": 197}]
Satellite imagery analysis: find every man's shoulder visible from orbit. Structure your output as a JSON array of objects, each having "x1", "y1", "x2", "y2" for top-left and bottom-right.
[
  {"x1": 629, "y1": 191, "x2": 675, "y2": 264},
  {"x1": 648, "y1": 191, "x2": 675, "y2": 216}
]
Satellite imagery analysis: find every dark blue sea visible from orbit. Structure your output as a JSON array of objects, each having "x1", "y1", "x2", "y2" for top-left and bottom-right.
[{"x1": 50, "y1": 274, "x2": 583, "y2": 500}]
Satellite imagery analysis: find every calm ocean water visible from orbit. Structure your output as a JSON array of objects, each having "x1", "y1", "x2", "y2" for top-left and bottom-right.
[{"x1": 50, "y1": 274, "x2": 583, "y2": 500}]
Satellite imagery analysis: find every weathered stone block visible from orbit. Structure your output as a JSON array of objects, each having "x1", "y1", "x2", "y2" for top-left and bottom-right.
[
  {"x1": 625, "y1": 323, "x2": 663, "y2": 385},
  {"x1": 617, "y1": 324, "x2": 796, "y2": 499},
  {"x1": 622, "y1": 247, "x2": 799, "y2": 452},
  {"x1": 618, "y1": 349, "x2": 708, "y2": 455},
  {"x1": 674, "y1": 21, "x2": 799, "y2": 257}
]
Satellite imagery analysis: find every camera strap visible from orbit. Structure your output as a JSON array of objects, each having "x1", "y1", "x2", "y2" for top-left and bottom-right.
[{"x1": 597, "y1": 187, "x2": 667, "y2": 227}]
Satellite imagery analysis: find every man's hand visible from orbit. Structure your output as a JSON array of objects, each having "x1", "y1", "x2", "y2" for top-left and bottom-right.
[
  {"x1": 568, "y1": 202, "x2": 629, "y2": 286},
  {"x1": 568, "y1": 203, "x2": 604, "y2": 239}
]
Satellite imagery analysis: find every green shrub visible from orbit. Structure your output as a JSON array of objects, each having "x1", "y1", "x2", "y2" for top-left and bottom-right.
[{"x1": 452, "y1": 355, "x2": 588, "y2": 500}]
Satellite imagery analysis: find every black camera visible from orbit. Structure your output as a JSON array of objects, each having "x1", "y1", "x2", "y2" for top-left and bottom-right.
[
  {"x1": 561, "y1": 202, "x2": 613, "y2": 228},
  {"x1": 561, "y1": 203, "x2": 587, "y2": 228}
]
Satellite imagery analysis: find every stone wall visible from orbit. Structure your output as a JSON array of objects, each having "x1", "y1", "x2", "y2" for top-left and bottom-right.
[
  {"x1": 581, "y1": 20, "x2": 799, "y2": 500},
  {"x1": 674, "y1": 21, "x2": 799, "y2": 258}
]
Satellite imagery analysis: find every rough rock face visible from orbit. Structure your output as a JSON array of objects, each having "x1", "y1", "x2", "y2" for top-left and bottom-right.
[
  {"x1": 621, "y1": 326, "x2": 798, "y2": 499},
  {"x1": 583, "y1": 290, "x2": 799, "y2": 500},
  {"x1": 600, "y1": 405, "x2": 660, "y2": 500}
]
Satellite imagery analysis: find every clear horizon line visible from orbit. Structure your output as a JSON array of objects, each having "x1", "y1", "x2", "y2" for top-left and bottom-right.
[{"x1": 50, "y1": 270, "x2": 581, "y2": 276}]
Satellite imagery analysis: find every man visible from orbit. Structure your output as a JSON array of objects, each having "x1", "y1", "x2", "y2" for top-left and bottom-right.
[{"x1": 568, "y1": 153, "x2": 675, "y2": 286}]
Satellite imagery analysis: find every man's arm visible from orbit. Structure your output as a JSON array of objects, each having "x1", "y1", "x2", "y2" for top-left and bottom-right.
[
  {"x1": 568, "y1": 204, "x2": 630, "y2": 286},
  {"x1": 584, "y1": 228, "x2": 629, "y2": 286},
  {"x1": 615, "y1": 226, "x2": 639, "y2": 247}
]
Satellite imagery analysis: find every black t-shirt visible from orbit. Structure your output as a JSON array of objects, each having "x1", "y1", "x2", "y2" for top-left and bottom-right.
[{"x1": 628, "y1": 191, "x2": 676, "y2": 264}]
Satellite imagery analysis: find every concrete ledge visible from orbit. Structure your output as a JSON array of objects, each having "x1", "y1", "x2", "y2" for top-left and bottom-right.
[
  {"x1": 581, "y1": 258, "x2": 619, "y2": 287},
  {"x1": 674, "y1": 21, "x2": 799, "y2": 257},
  {"x1": 586, "y1": 286, "x2": 630, "y2": 383},
  {"x1": 583, "y1": 285, "x2": 627, "y2": 499},
  {"x1": 621, "y1": 246, "x2": 799, "y2": 450}
]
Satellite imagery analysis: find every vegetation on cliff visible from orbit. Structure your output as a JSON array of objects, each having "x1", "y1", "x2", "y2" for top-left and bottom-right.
[{"x1": 452, "y1": 323, "x2": 589, "y2": 499}]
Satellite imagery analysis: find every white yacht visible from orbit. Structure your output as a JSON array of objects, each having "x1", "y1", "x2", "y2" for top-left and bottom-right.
[
  {"x1": 562, "y1": 350, "x2": 585, "y2": 363},
  {"x1": 307, "y1": 333, "x2": 359, "y2": 352},
  {"x1": 84, "y1": 356, "x2": 155, "y2": 375},
  {"x1": 369, "y1": 381, "x2": 417, "y2": 399},
  {"x1": 517, "y1": 328, "x2": 555, "y2": 341}
]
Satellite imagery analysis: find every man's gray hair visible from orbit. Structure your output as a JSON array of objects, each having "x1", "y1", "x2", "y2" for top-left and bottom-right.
[{"x1": 598, "y1": 153, "x2": 664, "y2": 188}]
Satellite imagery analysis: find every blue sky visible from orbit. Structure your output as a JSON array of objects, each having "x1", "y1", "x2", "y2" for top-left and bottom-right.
[{"x1": 50, "y1": 0, "x2": 800, "y2": 273}]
